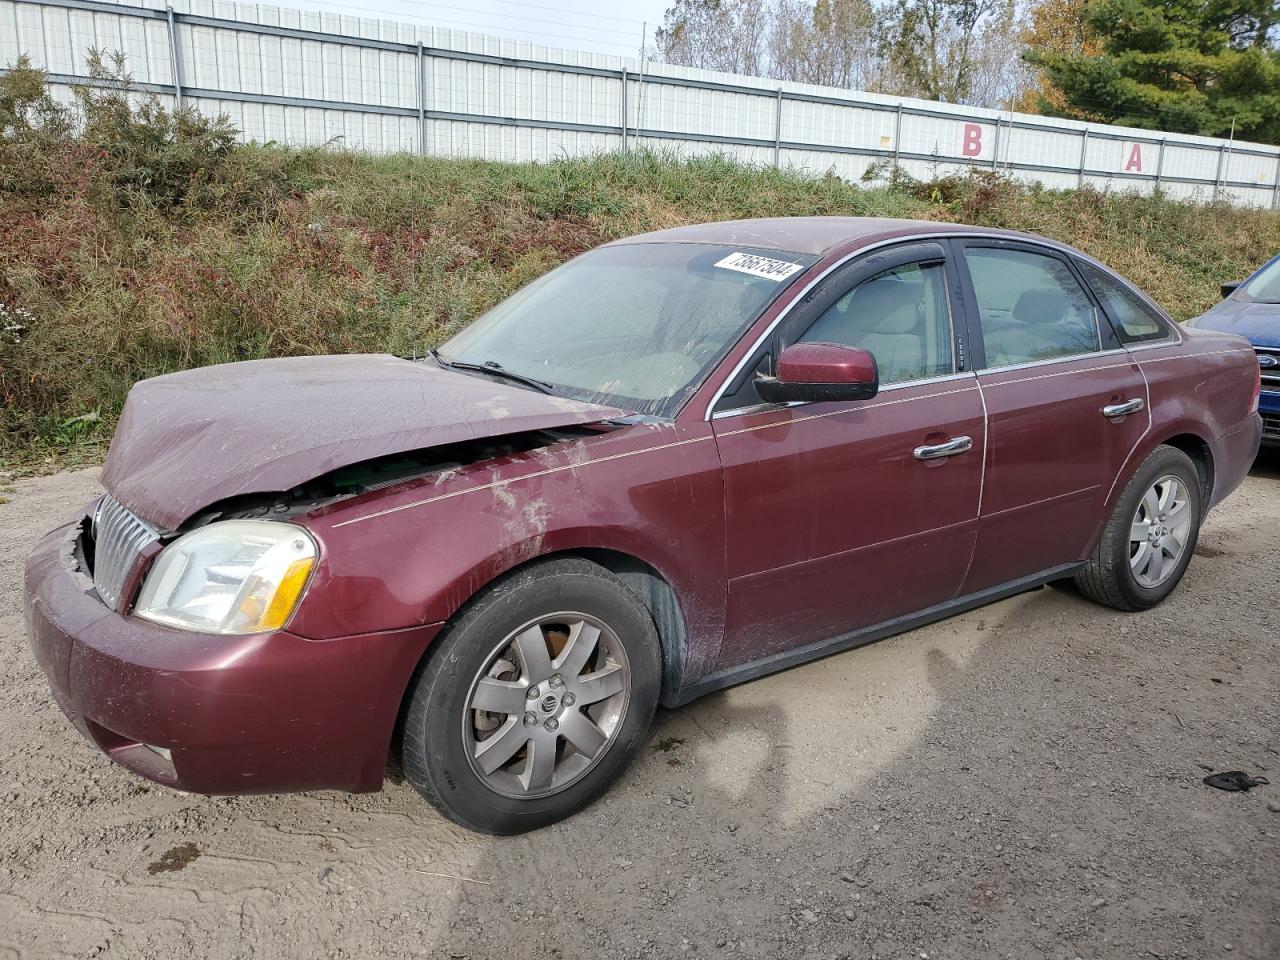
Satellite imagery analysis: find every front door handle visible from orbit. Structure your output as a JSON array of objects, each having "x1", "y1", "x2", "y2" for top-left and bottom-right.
[
  {"x1": 1102, "y1": 398, "x2": 1145, "y2": 418},
  {"x1": 913, "y1": 436, "x2": 973, "y2": 460}
]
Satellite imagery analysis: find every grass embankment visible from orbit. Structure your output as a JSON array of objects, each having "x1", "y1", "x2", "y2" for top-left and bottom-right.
[{"x1": 3, "y1": 58, "x2": 1280, "y2": 471}]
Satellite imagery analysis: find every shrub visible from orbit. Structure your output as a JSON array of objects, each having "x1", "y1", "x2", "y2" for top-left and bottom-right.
[{"x1": 0, "y1": 51, "x2": 297, "y2": 215}]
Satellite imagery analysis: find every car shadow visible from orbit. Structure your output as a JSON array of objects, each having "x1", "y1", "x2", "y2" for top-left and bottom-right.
[
  {"x1": 420, "y1": 577, "x2": 1278, "y2": 959},
  {"x1": 1249, "y1": 444, "x2": 1280, "y2": 481}
]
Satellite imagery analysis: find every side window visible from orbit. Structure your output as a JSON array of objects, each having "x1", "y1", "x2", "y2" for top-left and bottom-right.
[
  {"x1": 1079, "y1": 262, "x2": 1172, "y2": 345},
  {"x1": 797, "y1": 261, "x2": 953, "y2": 385},
  {"x1": 964, "y1": 248, "x2": 1100, "y2": 367}
]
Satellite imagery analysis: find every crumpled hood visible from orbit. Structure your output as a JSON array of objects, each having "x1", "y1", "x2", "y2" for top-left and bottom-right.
[
  {"x1": 101, "y1": 354, "x2": 626, "y2": 529},
  {"x1": 1193, "y1": 299, "x2": 1280, "y2": 347}
]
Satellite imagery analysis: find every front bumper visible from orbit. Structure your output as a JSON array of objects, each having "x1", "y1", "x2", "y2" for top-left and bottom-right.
[
  {"x1": 1259, "y1": 390, "x2": 1280, "y2": 445},
  {"x1": 24, "y1": 522, "x2": 441, "y2": 794}
]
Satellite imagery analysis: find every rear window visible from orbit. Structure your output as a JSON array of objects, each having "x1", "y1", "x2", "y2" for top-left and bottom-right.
[{"x1": 1079, "y1": 262, "x2": 1172, "y2": 345}]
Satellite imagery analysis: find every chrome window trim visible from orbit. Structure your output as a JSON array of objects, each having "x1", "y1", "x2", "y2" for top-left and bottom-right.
[
  {"x1": 1125, "y1": 338, "x2": 1183, "y2": 352},
  {"x1": 975, "y1": 346, "x2": 1133, "y2": 377},
  {"x1": 709, "y1": 371, "x2": 976, "y2": 422},
  {"x1": 701, "y1": 230, "x2": 1169, "y2": 421}
]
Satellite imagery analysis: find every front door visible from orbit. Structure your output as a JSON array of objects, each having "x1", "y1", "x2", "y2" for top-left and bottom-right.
[
  {"x1": 711, "y1": 242, "x2": 986, "y2": 670},
  {"x1": 954, "y1": 241, "x2": 1150, "y2": 592}
]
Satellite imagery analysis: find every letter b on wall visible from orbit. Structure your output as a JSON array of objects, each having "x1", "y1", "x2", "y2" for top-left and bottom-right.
[{"x1": 962, "y1": 123, "x2": 983, "y2": 158}]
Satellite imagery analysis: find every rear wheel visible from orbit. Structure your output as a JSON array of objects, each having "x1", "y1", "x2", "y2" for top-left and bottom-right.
[
  {"x1": 400, "y1": 558, "x2": 661, "y2": 834},
  {"x1": 1075, "y1": 445, "x2": 1202, "y2": 611}
]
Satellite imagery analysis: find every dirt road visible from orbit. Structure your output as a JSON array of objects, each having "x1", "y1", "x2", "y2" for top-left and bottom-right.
[{"x1": 2, "y1": 459, "x2": 1277, "y2": 960}]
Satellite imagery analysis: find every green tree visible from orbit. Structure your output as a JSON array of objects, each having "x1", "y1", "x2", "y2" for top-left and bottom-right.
[
  {"x1": 1027, "y1": 0, "x2": 1280, "y2": 143},
  {"x1": 1009, "y1": 0, "x2": 1103, "y2": 118}
]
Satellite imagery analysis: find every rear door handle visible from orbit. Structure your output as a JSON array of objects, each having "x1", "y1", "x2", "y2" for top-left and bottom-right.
[
  {"x1": 913, "y1": 436, "x2": 973, "y2": 460},
  {"x1": 1102, "y1": 398, "x2": 1144, "y2": 418}
]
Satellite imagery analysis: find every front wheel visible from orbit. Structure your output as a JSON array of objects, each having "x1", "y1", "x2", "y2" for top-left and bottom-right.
[
  {"x1": 1074, "y1": 445, "x2": 1202, "y2": 611},
  {"x1": 400, "y1": 558, "x2": 661, "y2": 834}
]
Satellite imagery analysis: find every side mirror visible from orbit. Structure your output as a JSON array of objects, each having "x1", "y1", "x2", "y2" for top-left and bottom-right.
[
  {"x1": 1221, "y1": 281, "x2": 1242, "y2": 299},
  {"x1": 755, "y1": 342, "x2": 879, "y2": 404}
]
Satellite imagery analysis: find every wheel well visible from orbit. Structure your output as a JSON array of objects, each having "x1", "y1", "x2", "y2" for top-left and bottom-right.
[
  {"x1": 387, "y1": 548, "x2": 687, "y2": 773},
  {"x1": 1162, "y1": 433, "x2": 1214, "y2": 506},
  {"x1": 562, "y1": 548, "x2": 686, "y2": 705},
  {"x1": 429, "y1": 549, "x2": 686, "y2": 702}
]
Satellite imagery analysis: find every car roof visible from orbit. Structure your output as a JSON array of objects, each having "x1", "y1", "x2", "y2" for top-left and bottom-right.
[{"x1": 605, "y1": 217, "x2": 1037, "y2": 257}]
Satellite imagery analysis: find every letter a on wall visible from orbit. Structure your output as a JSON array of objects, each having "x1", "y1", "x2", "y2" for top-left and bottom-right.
[
  {"x1": 962, "y1": 123, "x2": 983, "y2": 158},
  {"x1": 1124, "y1": 143, "x2": 1143, "y2": 172}
]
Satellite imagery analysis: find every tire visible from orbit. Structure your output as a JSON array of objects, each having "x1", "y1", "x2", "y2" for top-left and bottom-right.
[
  {"x1": 1074, "y1": 445, "x2": 1202, "y2": 611},
  {"x1": 400, "y1": 557, "x2": 661, "y2": 834}
]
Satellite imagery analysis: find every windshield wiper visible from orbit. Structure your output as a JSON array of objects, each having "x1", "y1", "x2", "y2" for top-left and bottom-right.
[{"x1": 430, "y1": 349, "x2": 557, "y2": 395}]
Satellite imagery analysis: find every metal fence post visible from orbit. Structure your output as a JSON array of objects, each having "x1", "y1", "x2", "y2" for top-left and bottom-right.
[
  {"x1": 893, "y1": 102, "x2": 902, "y2": 168},
  {"x1": 991, "y1": 116, "x2": 1001, "y2": 170},
  {"x1": 1272, "y1": 153, "x2": 1280, "y2": 210},
  {"x1": 1155, "y1": 138, "x2": 1165, "y2": 192},
  {"x1": 1213, "y1": 144, "x2": 1226, "y2": 200},
  {"x1": 635, "y1": 61, "x2": 645, "y2": 146},
  {"x1": 620, "y1": 67, "x2": 628, "y2": 152},
  {"x1": 417, "y1": 42, "x2": 426, "y2": 156},
  {"x1": 1078, "y1": 129, "x2": 1088, "y2": 187},
  {"x1": 165, "y1": 5, "x2": 183, "y2": 110},
  {"x1": 773, "y1": 88, "x2": 783, "y2": 167}
]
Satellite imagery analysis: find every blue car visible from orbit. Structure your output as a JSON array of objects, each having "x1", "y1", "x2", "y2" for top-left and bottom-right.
[{"x1": 1187, "y1": 255, "x2": 1280, "y2": 446}]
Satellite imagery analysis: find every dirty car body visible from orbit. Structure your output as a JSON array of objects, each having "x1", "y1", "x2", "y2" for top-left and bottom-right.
[{"x1": 25, "y1": 218, "x2": 1262, "y2": 830}]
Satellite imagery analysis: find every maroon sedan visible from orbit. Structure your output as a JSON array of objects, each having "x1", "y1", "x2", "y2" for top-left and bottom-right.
[{"x1": 25, "y1": 218, "x2": 1262, "y2": 833}]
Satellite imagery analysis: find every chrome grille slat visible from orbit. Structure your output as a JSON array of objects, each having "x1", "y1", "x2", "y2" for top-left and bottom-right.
[
  {"x1": 1257, "y1": 348, "x2": 1280, "y2": 386},
  {"x1": 91, "y1": 496, "x2": 161, "y2": 611}
]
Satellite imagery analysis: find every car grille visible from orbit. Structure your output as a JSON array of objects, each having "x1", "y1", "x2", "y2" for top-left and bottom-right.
[
  {"x1": 1259, "y1": 347, "x2": 1280, "y2": 389},
  {"x1": 1263, "y1": 412, "x2": 1280, "y2": 443},
  {"x1": 90, "y1": 495, "x2": 161, "y2": 611}
]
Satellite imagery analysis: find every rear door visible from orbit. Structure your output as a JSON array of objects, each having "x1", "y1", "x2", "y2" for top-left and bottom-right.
[
  {"x1": 955, "y1": 240, "x2": 1149, "y2": 593},
  {"x1": 711, "y1": 242, "x2": 987, "y2": 670}
]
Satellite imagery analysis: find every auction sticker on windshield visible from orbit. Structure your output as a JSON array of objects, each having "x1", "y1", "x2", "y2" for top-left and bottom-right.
[{"x1": 715, "y1": 251, "x2": 804, "y2": 281}]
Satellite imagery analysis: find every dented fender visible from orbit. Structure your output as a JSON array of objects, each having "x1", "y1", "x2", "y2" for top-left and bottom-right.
[{"x1": 291, "y1": 419, "x2": 729, "y2": 689}]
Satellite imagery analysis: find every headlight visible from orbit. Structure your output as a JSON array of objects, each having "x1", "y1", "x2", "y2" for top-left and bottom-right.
[{"x1": 134, "y1": 520, "x2": 317, "y2": 634}]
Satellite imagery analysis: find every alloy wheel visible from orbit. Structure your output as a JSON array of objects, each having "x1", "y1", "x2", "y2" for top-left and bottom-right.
[
  {"x1": 1129, "y1": 474, "x2": 1193, "y2": 588},
  {"x1": 462, "y1": 613, "x2": 631, "y2": 800}
]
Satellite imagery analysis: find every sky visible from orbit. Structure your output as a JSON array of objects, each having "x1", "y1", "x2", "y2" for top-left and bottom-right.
[{"x1": 268, "y1": 0, "x2": 673, "y2": 58}]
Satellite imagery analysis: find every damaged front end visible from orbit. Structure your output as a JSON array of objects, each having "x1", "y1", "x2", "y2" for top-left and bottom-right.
[
  {"x1": 100, "y1": 352, "x2": 629, "y2": 531},
  {"x1": 76, "y1": 352, "x2": 636, "y2": 638},
  {"x1": 176, "y1": 423, "x2": 618, "y2": 530}
]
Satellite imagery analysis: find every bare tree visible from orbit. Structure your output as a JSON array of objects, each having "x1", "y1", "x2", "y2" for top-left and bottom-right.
[
  {"x1": 653, "y1": 0, "x2": 771, "y2": 75},
  {"x1": 654, "y1": 0, "x2": 1028, "y2": 108},
  {"x1": 769, "y1": 0, "x2": 883, "y2": 90},
  {"x1": 880, "y1": 0, "x2": 1024, "y2": 105}
]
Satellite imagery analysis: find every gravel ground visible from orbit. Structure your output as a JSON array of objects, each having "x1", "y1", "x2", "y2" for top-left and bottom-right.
[{"x1": 1, "y1": 457, "x2": 1278, "y2": 960}]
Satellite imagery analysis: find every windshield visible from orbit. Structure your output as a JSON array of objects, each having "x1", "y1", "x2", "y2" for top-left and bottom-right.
[
  {"x1": 1242, "y1": 254, "x2": 1280, "y2": 303},
  {"x1": 438, "y1": 242, "x2": 816, "y2": 416}
]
